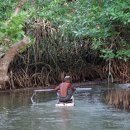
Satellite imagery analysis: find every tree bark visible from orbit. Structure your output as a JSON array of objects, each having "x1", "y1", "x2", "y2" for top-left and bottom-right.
[
  {"x1": 14, "y1": 0, "x2": 28, "y2": 15},
  {"x1": 0, "y1": 38, "x2": 29, "y2": 87}
]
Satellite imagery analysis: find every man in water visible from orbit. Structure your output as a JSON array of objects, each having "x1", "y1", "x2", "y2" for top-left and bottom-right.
[{"x1": 54, "y1": 76, "x2": 76, "y2": 102}]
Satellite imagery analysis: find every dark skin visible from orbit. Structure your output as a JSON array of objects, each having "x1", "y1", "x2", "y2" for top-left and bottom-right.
[{"x1": 54, "y1": 79, "x2": 76, "y2": 97}]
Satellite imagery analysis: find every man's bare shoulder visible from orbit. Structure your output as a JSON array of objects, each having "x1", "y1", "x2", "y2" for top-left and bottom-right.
[{"x1": 66, "y1": 82, "x2": 72, "y2": 86}]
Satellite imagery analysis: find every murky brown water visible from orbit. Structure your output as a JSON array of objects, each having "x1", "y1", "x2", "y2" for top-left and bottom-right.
[{"x1": 0, "y1": 85, "x2": 130, "y2": 130}]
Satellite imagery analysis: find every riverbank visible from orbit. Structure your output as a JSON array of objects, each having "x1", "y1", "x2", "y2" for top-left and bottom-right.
[{"x1": 0, "y1": 79, "x2": 114, "y2": 93}]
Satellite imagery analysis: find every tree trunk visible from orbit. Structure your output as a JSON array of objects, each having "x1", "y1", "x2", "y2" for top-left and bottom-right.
[
  {"x1": 0, "y1": 38, "x2": 29, "y2": 88},
  {"x1": 0, "y1": 0, "x2": 29, "y2": 89}
]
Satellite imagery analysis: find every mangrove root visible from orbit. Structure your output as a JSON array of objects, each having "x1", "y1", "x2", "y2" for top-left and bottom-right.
[{"x1": 106, "y1": 89, "x2": 130, "y2": 110}]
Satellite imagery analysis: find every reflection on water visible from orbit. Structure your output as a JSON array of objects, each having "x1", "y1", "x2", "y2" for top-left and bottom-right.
[{"x1": 0, "y1": 86, "x2": 130, "y2": 130}]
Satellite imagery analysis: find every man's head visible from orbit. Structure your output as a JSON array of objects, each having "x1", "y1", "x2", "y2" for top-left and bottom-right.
[{"x1": 64, "y1": 76, "x2": 71, "y2": 82}]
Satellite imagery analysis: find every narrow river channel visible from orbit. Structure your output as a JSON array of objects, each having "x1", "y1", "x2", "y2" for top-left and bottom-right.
[{"x1": 0, "y1": 85, "x2": 130, "y2": 130}]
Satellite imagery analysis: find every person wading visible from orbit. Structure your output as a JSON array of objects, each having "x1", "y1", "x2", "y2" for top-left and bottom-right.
[{"x1": 54, "y1": 76, "x2": 76, "y2": 102}]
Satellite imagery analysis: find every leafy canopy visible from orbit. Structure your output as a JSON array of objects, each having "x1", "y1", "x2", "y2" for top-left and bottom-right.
[
  {"x1": 0, "y1": 0, "x2": 30, "y2": 51},
  {"x1": 0, "y1": 0, "x2": 130, "y2": 61},
  {"x1": 38, "y1": 0, "x2": 130, "y2": 60}
]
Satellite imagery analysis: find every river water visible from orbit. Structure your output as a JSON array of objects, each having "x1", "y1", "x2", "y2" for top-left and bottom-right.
[{"x1": 0, "y1": 85, "x2": 130, "y2": 130}]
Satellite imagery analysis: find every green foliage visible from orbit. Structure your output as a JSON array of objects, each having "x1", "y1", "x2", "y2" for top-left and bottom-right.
[
  {"x1": 0, "y1": 0, "x2": 31, "y2": 52},
  {"x1": 37, "y1": 0, "x2": 130, "y2": 60},
  {"x1": 101, "y1": 49, "x2": 115, "y2": 59},
  {"x1": 0, "y1": 0, "x2": 17, "y2": 20},
  {"x1": 116, "y1": 50, "x2": 130, "y2": 62},
  {"x1": 0, "y1": 11, "x2": 29, "y2": 50},
  {"x1": 0, "y1": 0, "x2": 130, "y2": 61}
]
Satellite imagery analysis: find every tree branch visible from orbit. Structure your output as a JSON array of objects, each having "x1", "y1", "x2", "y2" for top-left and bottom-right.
[{"x1": 0, "y1": 38, "x2": 29, "y2": 85}]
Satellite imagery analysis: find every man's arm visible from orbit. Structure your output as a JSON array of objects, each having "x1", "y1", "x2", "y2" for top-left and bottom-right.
[
  {"x1": 54, "y1": 85, "x2": 60, "y2": 91},
  {"x1": 71, "y1": 86, "x2": 76, "y2": 91},
  {"x1": 69, "y1": 83, "x2": 76, "y2": 91}
]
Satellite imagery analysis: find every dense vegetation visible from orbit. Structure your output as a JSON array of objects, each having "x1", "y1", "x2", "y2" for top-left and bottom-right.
[{"x1": 0, "y1": 0, "x2": 130, "y2": 89}]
